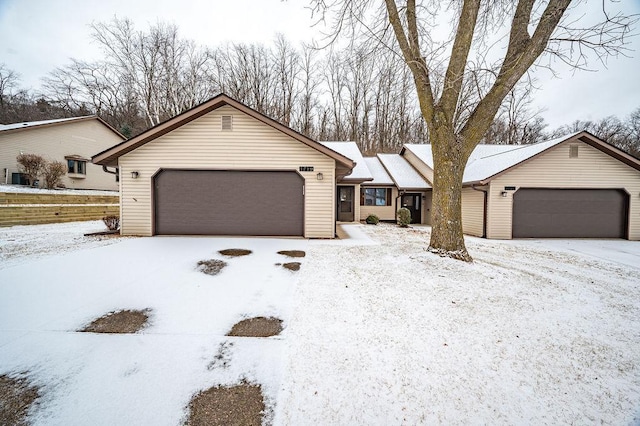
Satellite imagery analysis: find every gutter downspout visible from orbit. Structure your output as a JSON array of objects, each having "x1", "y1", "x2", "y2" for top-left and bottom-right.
[
  {"x1": 102, "y1": 165, "x2": 118, "y2": 175},
  {"x1": 395, "y1": 190, "x2": 404, "y2": 222},
  {"x1": 471, "y1": 184, "x2": 488, "y2": 238},
  {"x1": 3, "y1": 168, "x2": 8, "y2": 184}
]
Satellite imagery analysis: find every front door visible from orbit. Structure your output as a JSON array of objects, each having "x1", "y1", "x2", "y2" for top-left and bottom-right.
[
  {"x1": 401, "y1": 193, "x2": 421, "y2": 224},
  {"x1": 338, "y1": 186, "x2": 354, "y2": 222}
]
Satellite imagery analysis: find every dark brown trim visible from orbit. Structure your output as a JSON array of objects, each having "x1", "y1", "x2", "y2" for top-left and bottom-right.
[
  {"x1": 0, "y1": 115, "x2": 124, "y2": 139},
  {"x1": 92, "y1": 94, "x2": 355, "y2": 172},
  {"x1": 150, "y1": 167, "x2": 306, "y2": 236}
]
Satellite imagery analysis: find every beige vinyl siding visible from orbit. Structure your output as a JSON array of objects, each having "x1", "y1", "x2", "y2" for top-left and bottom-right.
[
  {"x1": 360, "y1": 186, "x2": 398, "y2": 221},
  {"x1": 486, "y1": 141, "x2": 640, "y2": 240},
  {"x1": 118, "y1": 105, "x2": 336, "y2": 238},
  {"x1": 462, "y1": 187, "x2": 485, "y2": 237},
  {"x1": 0, "y1": 120, "x2": 122, "y2": 190},
  {"x1": 402, "y1": 148, "x2": 434, "y2": 183}
]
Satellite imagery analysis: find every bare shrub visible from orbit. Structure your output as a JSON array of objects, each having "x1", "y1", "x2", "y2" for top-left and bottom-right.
[
  {"x1": 42, "y1": 160, "x2": 67, "y2": 189},
  {"x1": 16, "y1": 153, "x2": 45, "y2": 186},
  {"x1": 102, "y1": 215, "x2": 120, "y2": 231}
]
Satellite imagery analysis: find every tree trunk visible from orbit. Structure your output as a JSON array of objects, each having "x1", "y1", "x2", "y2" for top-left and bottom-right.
[{"x1": 428, "y1": 124, "x2": 472, "y2": 262}]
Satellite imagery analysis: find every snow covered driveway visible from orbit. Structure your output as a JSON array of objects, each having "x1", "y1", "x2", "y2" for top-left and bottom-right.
[
  {"x1": 0, "y1": 226, "x2": 307, "y2": 425},
  {"x1": 277, "y1": 224, "x2": 640, "y2": 425},
  {"x1": 1, "y1": 221, "x2": 639, "y2": 425}
]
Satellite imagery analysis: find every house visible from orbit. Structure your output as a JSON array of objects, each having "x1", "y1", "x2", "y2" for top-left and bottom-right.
[
  {"x1": 0, "y1": 116, "x2": 124, "y2": 190},
  {"x1": 401, "y1": 131, "x2": 640, "y2": 240},
  {"x1": 92, "y1": 93, "x2": 640, "y2": 240},
  {"x1": 92, "y1": 94, "x2": 354, "y2": 238}
]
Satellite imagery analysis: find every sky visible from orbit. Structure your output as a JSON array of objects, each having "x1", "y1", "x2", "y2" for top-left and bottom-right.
[{"x1": 0, "y1": 0, "x2": 638, "y2": 130}]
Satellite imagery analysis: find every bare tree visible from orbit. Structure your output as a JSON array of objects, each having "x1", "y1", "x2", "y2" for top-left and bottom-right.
[
  {"x1": 0, "y1": 64, "x2": 20, "y2": 110},
  {"x1": 311, "y1": 0, "x2": 636, "y2": 261}
]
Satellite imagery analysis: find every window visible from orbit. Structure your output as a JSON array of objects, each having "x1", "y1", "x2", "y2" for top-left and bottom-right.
[
  {"x1": 361, "y1": 188, "x2": 392, "y2": 206},
  {"x1": 67, "y1": 159, "x2": 86, "y2": 175}
]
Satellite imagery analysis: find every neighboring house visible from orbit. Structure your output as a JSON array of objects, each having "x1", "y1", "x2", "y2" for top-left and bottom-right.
[
  {"x1": 92, "y1": 94, "x2": 354, "y2": 238},
  {"x1": 92, "y1": 93, "x2": 640, "y2": 241},
  {"x1": 0, "y1": 116, "x2": 124, "y2": 191},
  {"x1": 402, "y1": 131, "x2": 640, "y2": 240}
]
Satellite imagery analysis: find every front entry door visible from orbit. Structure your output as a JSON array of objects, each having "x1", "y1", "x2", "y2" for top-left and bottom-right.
[
  {"x1": 338, "y1": 186, "x2": 355, "y2": 222},
  {"x1": 401, "y1": 193, "x2": 421, "y2": 224}
]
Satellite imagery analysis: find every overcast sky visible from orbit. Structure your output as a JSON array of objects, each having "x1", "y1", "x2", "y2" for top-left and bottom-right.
[{"x1": 0, "y1": 0, "x2": 638, "y2": 129}]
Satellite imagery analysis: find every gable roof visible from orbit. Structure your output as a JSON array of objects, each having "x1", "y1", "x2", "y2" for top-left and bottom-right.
[
  {"x1": 0, "y1": 115, "x2": 124, "y2": 139},
  {"x1": 402, "y1": 131, "x2": 640, "y2": 185},
  {"x1": 363, "y1": 157, "x2": 394, "y2": 185},
  {"x1": 320, "y1": 141, "x2": 373, "y2": 182},
  {"x1": 377, "y1": 153, "x2": 431, "y2": 190},
  {"x1": 93, "y1": 94, "x2": 356, "y2": 177}
]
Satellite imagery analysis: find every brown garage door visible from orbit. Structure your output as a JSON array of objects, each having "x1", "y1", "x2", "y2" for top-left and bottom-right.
[
  {"x1": 154, "y1": 170, "x2": 304, "y2": 236},
  {"x1": 512, "y1": 188, "x2": 627, "y2": 238}
]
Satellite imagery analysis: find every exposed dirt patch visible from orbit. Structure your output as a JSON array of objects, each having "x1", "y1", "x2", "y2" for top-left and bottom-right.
[
  {"x1": 197, "y1": 259, "x2": 228, "y2": 275},
  {"x1": 282, "y1": 262, "x2": 301, "y2": 271},
  {"x1": 218, "y1": 249, "x2": 252, "y2": 257},
  {"x1": 185, "y1": 382, "x2": 265, "y2": 426},
  {"x1": 0, "y1": 374, "x2": 40, "y2": 426},
  {"x1": 79, "y1": 309, "x2": 151, "y2": 334},
  {"x1": 227, "y1": 317, "x2": 283, "y2": 337},
  {"x1": 277, "y1": 250, "x2": 306, "y2": 258}
]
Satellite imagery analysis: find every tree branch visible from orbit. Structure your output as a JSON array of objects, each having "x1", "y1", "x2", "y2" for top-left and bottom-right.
[
  {"x1": 384, "y1": 0, "x2": 435, "y2": 124},
  {"x1": 439, "y1": 0, "x2": 480, "y2": 121}
]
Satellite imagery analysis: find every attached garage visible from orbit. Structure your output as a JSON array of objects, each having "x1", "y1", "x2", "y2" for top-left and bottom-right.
[
  {"x1": 512, "y1": 188, "x2": 628, "y2": 238},
  {"x1": 154, "y1": 170, "x2": 304, "y2": 236},
  {"x1": 92, "y1": 94, "x2": 355, "y2": 238}
]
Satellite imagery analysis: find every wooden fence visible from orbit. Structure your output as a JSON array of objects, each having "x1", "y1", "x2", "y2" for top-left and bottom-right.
[{"x1": 0, "y1": 192, "x2": 119, "y2": 227}]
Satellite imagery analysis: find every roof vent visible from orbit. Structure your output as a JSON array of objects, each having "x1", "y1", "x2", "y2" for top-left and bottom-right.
[
  {"x1": 221, "y1": 115, "x2": 233, "y2": 131},
  {"x1": 569, "y1": 144, "x2": 579, "y2": 158}
]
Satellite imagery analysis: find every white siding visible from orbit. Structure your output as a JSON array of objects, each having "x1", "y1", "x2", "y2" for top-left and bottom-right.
[
  {"x1": 0, "y1": 119, "x2": 122, "y2": 190},
  {"x1": 486, "y1": 141, "x2": 640, "y2": 240},
  {"x1": 462, "y1": 187, "x2": 485, "y2": 237},
  {"x1": 118, "y1": 105, "x2": 336, "y2": 238},
  {"x1": 360, "y1": 186, "x2": 399, "y2": 221}
]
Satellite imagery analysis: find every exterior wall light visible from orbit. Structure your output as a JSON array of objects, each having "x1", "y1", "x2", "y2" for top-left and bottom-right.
[
  {"x1": 501, "y1": 191, "x2": 508, "y2": 197},
  {"x1": 131, "y1": 171, "x2": 140, "y2": 179},
  {"x1": 316, "y1": 172, "x2": 324, "y2": 181}
]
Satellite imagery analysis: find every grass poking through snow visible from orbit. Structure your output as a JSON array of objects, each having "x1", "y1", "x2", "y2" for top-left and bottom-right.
[
  {"x1": 218, "y1": 249, "x2": 252, "y2": 257},
  {"x1": 185, "y1": 382, "x2": 265, "y2": 426},
  {"x1": 282, "y1": 262, "x2": 301, "y2": 272},
  {"x1": 78, "y1": 309, "x2": 151, "y2": 334},
  {"x1": 0, "y1": 374, "x2": 40, "y2": 426},
  {"x1": 277, "y1": 250, "x2": 305, "y2": 258},
  {"x1": 227, "y1": 317, "x2": 283, "y2": 337},
  {"x1": 197, "y1": 259, "x2": 228, "y2": 276}
]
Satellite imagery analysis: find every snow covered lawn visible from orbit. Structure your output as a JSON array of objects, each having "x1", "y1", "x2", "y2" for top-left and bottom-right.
[{"x1": 1, "y1": 221, "x2": 639, "y2": 425}]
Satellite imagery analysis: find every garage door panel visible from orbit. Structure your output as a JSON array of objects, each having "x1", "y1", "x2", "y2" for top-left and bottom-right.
[
  {"x1": 154, "y1": 170, "x2": 304, "y2": 236},
  {"x1": 512, "y1": 189, "x2": 627, "y2": 238}
]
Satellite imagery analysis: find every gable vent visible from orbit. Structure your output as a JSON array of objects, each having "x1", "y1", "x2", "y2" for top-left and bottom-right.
[
  {"x1": 569, "y1": 144, "x2": 579, "y2": 158},
  {"x1": 221, "y1": 115, "x2": 233, "y2": 131}
]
